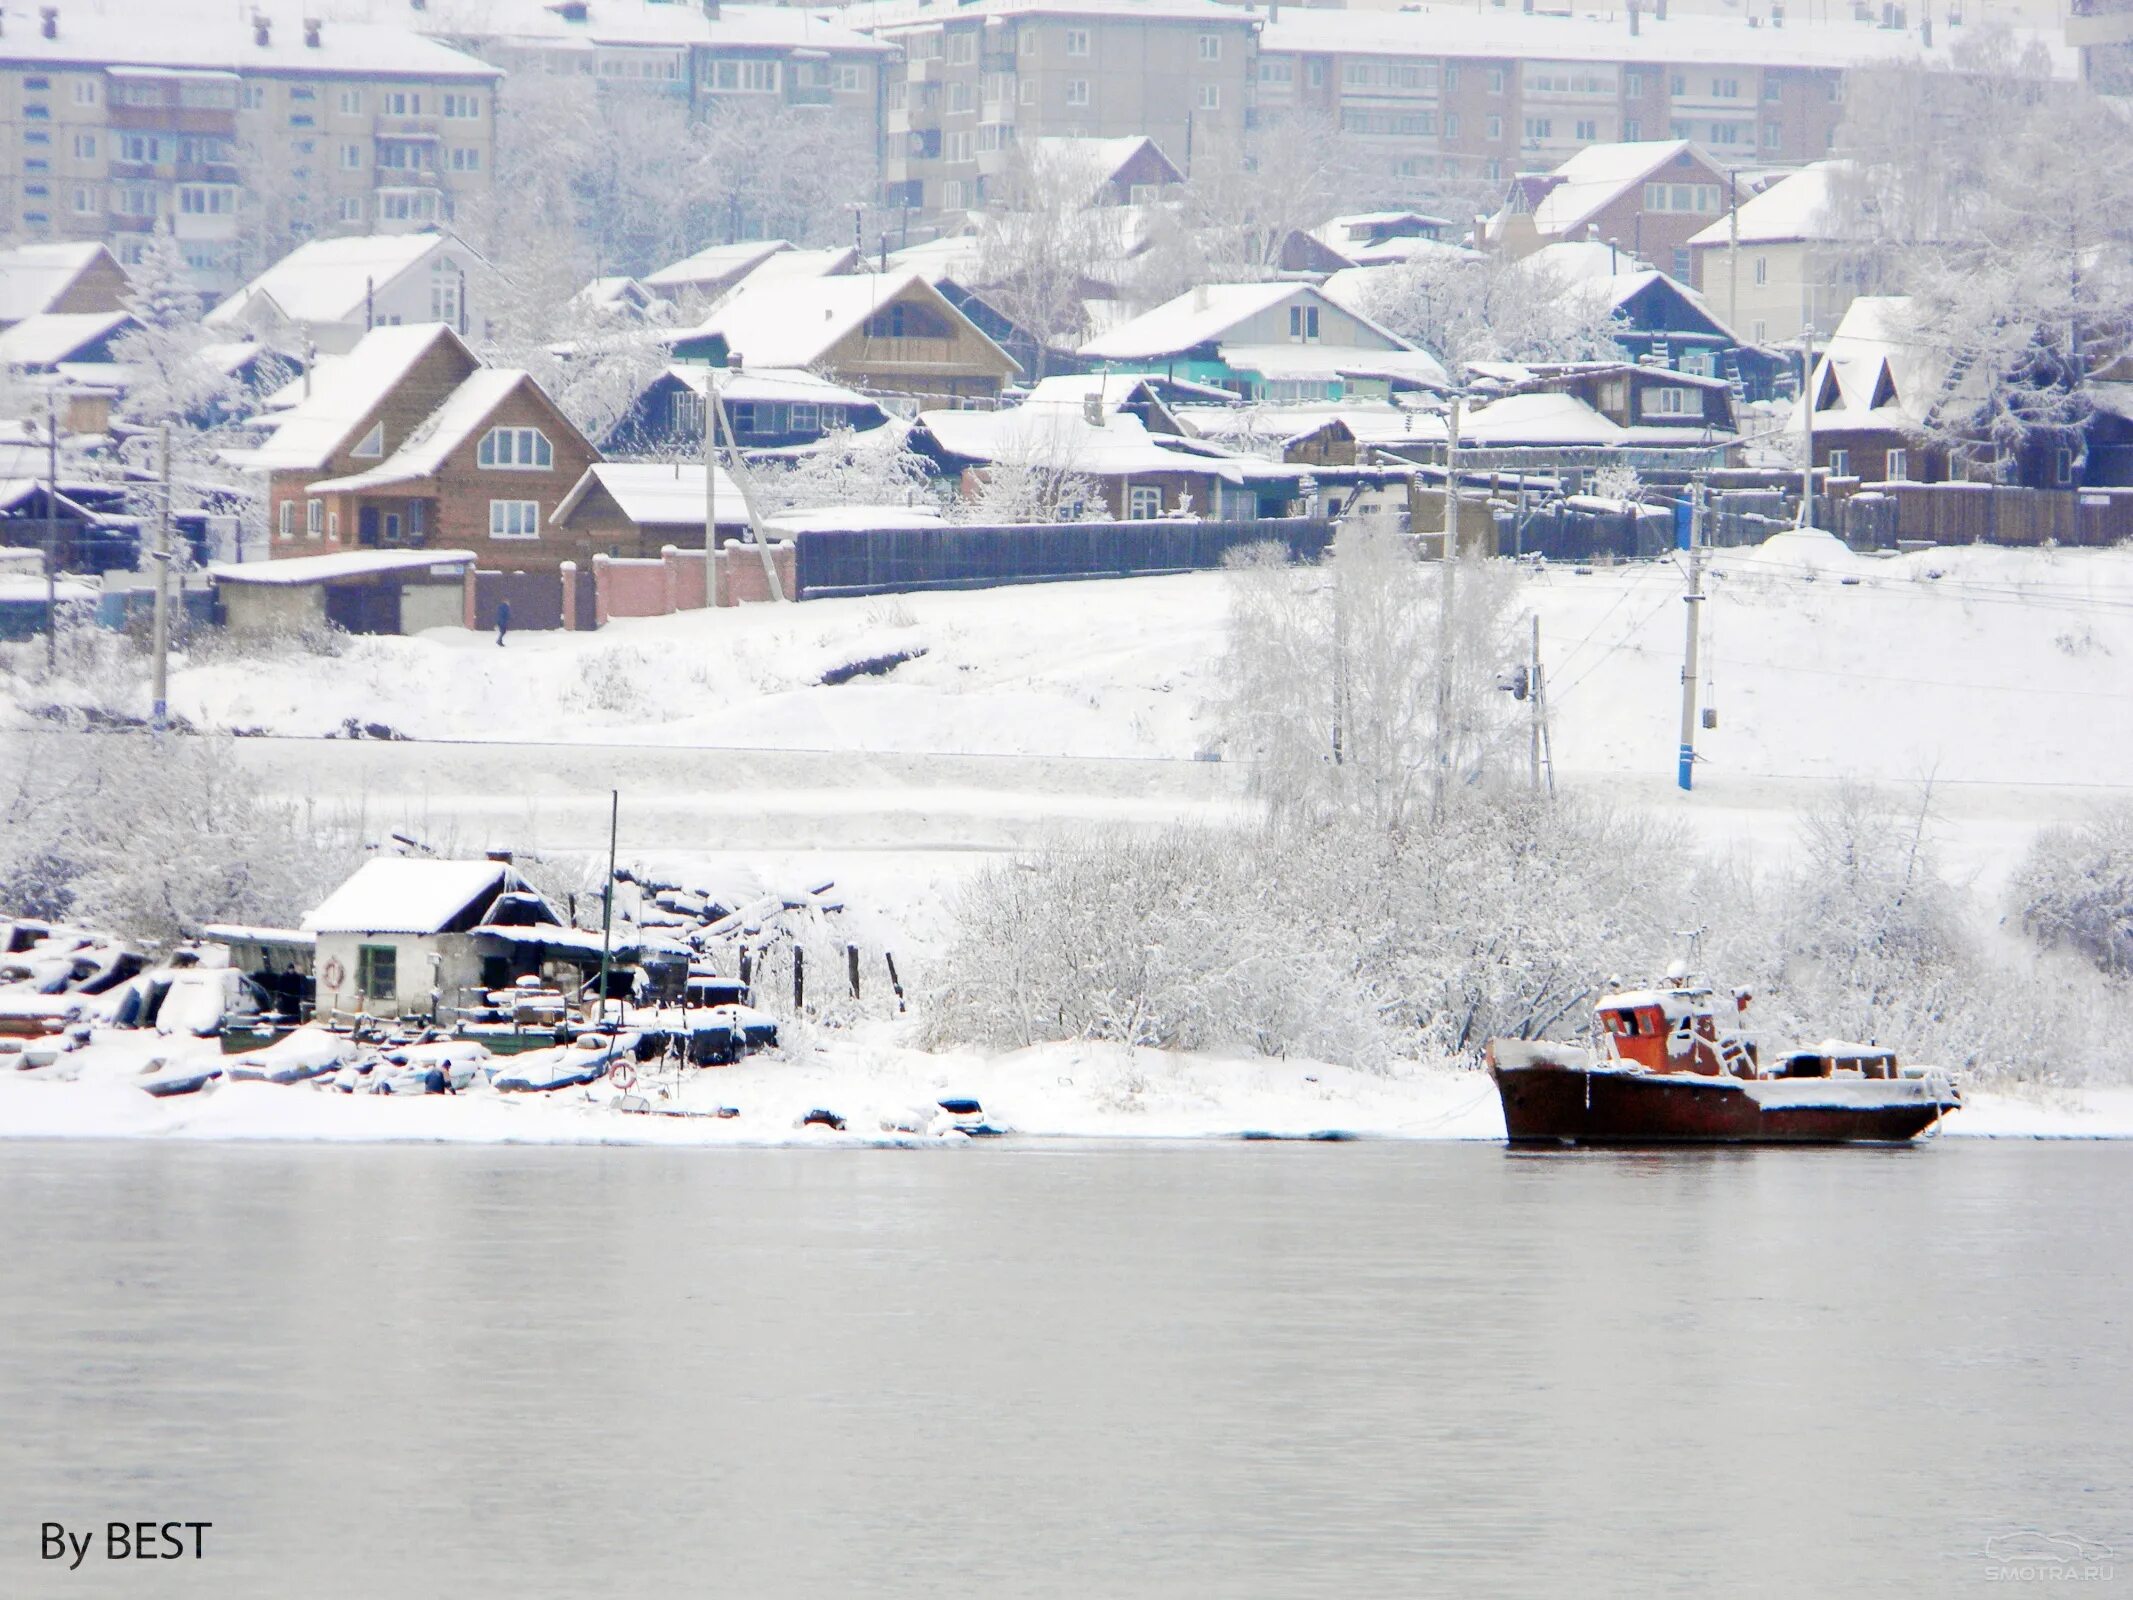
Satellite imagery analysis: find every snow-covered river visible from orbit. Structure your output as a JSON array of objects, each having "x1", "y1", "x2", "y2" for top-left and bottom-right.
[{"x1": 3, "y1": 1140, "x2": 2126, "y2": 1595}]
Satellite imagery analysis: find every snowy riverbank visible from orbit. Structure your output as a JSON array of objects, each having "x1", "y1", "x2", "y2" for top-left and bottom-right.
[{"x1": 5, "y1": 1031, "x2": 2130, "y2": 1147}]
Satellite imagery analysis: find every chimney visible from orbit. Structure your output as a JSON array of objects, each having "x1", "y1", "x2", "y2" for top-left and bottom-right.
[
  {"x1": 702, "y1": 0, "x2": 721, "y2": 18},
  {"x1": 485, "y1": 848, "x2": 514, "y2": 865},
  {"x1": 252, "y1": 12, "x2": 270, "y2": 47},
  {"x1": 1772, "y1": 1, "x2": 1785, "y2": 23},
  {"x1": 304, "y1": 17, "x2": 322, "y2": 48},
  {"x1": 40, "y1": 6, "x2": 57, "y2": 40},
  {"x1": 1629, "y1": 0, "x2": 1639, "y2": 35},
  {"x1": 1921, "y1": 13, "x2": 1932, "y2": 43},
  {"x1": 1655, "y1": 0, "x2": 1667, "y2": 18}
]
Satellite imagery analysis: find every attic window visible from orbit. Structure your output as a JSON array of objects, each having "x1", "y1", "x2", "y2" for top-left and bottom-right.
[
  {"x1": 352, "y1": 422, "x2": 384, "y2": 458},
  {"x1": 1814, "y1": 365, "x2": 1842, "y2": 411},
  {"x1": 1867, "y1": 362, "x2": 1897, "y2": 411},
  {"x1": 478, "y1": 426, "x2": 553, "y2": 469}
]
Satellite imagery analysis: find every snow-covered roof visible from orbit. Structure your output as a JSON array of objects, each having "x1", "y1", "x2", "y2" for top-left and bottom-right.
[
  {"x1": 419, "y1": 0, "x2": 890, "y2": 55},
  {"x1": 207, "y1": 232, "x2": 487, "y2": 331},
  {"x1": 0, "y1": 242, "x2": 120, "y2": 325},
  {"x1": 304, "y1": 858, "x2": 526, "y2": 936},
  {"x1": 690, "y1": 271, "x2": 1014, "y2": 373},
  {"x1": 211, "y1": 548, "x2": 476, "y2": 586},
  {"x1": 1687, "y1": 161, "x2": 1850, "y2": 249},
  {"x1": 1080, "y1": 283, "x2": 1315, "y2": 362},
  {"x1": 553, "y1": 463, "x2": 751, "y2": 529},
  {"x1": 196, "y1": 923, "x2": 316, "y2": 948},
  {"x1": 235, "y1": 323, "x2": 472, "y2": 473},
  {"x1": 660, "y1": 364, "x2": 878, "y2": 410},
  {"x1": 2, "y1": 7, "x2": 502, "y2": 78},
  {"x1": 1257, "y1": 7, "x2": 2074, "y2": 74},
  {"x1": 846, "y1": 0, "x2": 1248, "y2": 30},
  {"x1": 885, "y1": 234, "x2": 986, "y2": 286},
  {"x1": 729, "y1": 247, "x2": 860, "y2": 294},
  {"x1": 1803, "y1": 294, "x2": 1942, "y2": 436},
  {"x1": 1518, "y1": 141, "x2": 1715, "y2": 240},
  {"x1": 920, "y1": 403, "x2": 1292, "y2": 485},
  {"x1": 0, "y1": 312, "x2": 134, "y2": 370},
  {"x1": 1406, "y1": 392, "x2": 1627, "y2": 448},
  {"x1": 767, "y1": 506, "x2": 949, "y2": 533},
  {"x1": 307, "y1": 369, "x2": 532, "y2": 494},
  {"x1": 1023, "y1": 134, "x2": 1182, "y2": 189},
  {"x1": 644, "y1": 240, "x2": 792, "y2": 294}
]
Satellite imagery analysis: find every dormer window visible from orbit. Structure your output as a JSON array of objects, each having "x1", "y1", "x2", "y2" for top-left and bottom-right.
[
  {"x1": 478, "y1": 426, "x2": 553, "y2": 469},
  {"x1": 352, "y1": 422, "x2": 384, "y2": 458}
]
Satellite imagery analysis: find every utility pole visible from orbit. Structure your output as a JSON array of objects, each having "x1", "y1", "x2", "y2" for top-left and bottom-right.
[
  {"x1": 1798, "y1": 321, "x2": 1816, "y2": 530},
  {"x1": 1529, "y1": 613, "x2": 1542, "y2": 791},
  {"x1": 1430, "y1": 389, "x2": 1462, "y2": 825},
  {"x1": 1677, "y1": 479, "x2": 1705, "y2": 793},
  {"x1": 701, "y1": 370, "x2": 718, "y2": 582},
  {"x1": 597, "y1": 788, "x2": 618, "y2": 1026},
  {"x1": 43, "y1": 391, "x2": 58, "y2": 675},
  {"x1": 1727, "y1": 168, "x2": 1741, "y2": 341},
  {"x1": 151, "y1": 423, "x2": 172, "y2": 738}
]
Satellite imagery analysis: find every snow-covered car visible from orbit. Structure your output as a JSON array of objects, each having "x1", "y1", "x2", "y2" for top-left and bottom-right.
[{"x1": 224, "y1": 1026, "x2": 351, "y2": 1086}]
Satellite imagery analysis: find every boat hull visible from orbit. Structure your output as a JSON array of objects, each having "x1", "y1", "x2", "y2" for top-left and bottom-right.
[{"x1": 1489, "y1": 1061, "x2": 1959, "y2": 1145}]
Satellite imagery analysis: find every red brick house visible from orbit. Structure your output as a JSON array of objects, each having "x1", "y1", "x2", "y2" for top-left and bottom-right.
[{"x1": 244, "y1": 322, "x2": 602, "y2": 572}]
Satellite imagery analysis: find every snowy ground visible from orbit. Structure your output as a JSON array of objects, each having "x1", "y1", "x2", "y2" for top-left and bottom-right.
[
  {"x1": 5, "y1": 1025, "x2": 2130, "y2": 1146},
  {"x1": 7, "y1": 533, "x2": 2132, "y2": 1146}
]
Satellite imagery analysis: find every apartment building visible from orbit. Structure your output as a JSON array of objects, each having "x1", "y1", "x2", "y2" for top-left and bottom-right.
[
  {"x1": 0, "y1": 7, "x2": 500, "y2": 294},
  {"x1": 844, "y1": 0, "x2": 1258, "y2": 219},
  {"x1": 415, "y1": 0, "x2": 892, "y2": 154},
  {"x1": 2068, "y1": 0, "x2": 2133, "y2": 91},
  {"x1": 1252, "y1": 7, "x2": 2072, "y2": 198}
]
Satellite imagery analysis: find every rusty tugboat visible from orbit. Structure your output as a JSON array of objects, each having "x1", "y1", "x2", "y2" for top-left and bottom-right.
[{"x1": 1485, "y1": 957, "x2": 1963, "y2": 1146}]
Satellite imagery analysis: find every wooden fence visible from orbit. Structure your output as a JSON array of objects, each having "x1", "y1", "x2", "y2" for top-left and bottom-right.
[{"x1": 1831, "y1": 482, "x2": 2133, "y2": 548}]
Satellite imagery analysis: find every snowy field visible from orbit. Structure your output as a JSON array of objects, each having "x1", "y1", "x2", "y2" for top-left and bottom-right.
[{"x1": 8, "y1": 532, "x2": 2133, "y2": 1145}]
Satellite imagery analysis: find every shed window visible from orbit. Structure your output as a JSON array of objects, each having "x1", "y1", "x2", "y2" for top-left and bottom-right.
[{"x1": 356, "y1": 944, "x2": 397, "y2": 1000}]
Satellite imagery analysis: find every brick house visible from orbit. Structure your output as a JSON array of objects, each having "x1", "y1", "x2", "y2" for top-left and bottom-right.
[
  {"x1": 1488, "y1": 140, "x2": 1734, "y2": 283},
  {"x1": 245, "y1": 321, "x2": 603, "y2": 572}
]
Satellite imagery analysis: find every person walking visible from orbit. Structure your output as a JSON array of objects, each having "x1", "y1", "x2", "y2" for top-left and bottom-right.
[{"x1": 495, "y1": 598, "x2": 511, "y2": 647}]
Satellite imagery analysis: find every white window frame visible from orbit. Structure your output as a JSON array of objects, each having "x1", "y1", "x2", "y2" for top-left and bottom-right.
[
  {"x1": 1065, "y1": 78, "x2": 1090, "y2": 107},
  {"x1": 1127, "y1": 485, "x2": 1161, "y2": 519},
  {"x1": 1197, "y1": 84, "x2": 1220, "y2": 111},
  {"x1": 489, "y1": 499, "x2": 541, "y2": 540},
  {"x1": 1198, "y1": 33, "x2": 1220, "y2": 61},
  {"x1": 477, "y1": 426, "x2": 553, "y2": 470},
  {"x1": 1066, "y1": 28, "x2": 1090, "y2": 56},
  {"x1": 353, "y1": 423, "x2": 384, "y2": 458},
  {"x1": 1827, "y1": 448, "x2": 1850, "y2": 477},
  {"x1": 1885, "y1": 448, "x2": 1908, "y2": 482},
  {"x1": 306, "y1": 500, "x2": 323, "y2": 537},
  {"x1": 279, "y1": 501, "x2": 293, "y2": 537}
]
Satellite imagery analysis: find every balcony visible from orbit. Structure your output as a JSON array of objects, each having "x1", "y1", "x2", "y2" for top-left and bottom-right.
[
  {"x1": 981, "y1": 49, "x2": 1017, "y2": 72},
  {"x1": 373, "y1": 115, "x2": 442, "y2": 140},
  {"x1": 787, "y1": 84, "x2": 832, "y2": 107}
]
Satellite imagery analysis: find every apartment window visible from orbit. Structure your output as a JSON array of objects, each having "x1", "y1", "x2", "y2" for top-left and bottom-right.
[
  {"x1": 1444, "y1": 112, "x2": 1460, "y2": 139},
  {"x1": 1670, "y1": 120, "x2": 1689, "y2": 140},
  {"x1": 1827, "y1": 449, "x2": 1850, "y2": 476},
  {"x1": 1198, "y1": 33, "x2": 1221, "y2": 61},
  {"x1": 1669, "y1": 74, "x2": 1685, "y2": 96},
  {"x1": 340, "y1": 142, "x2": 363, "y2": 170},
  {"x1": 1288, "y1": 303, "x2": 1320, "y2": 343},
  {"x1": 307, "y1": 500, "x2": 324, "y2": 537},
  {"x1": 1487, "y1": 67, "x2": 1505, "y2": 93},
  {"x1": 241, "y1": 85, "x2": 265, "y2": 110},
  {"x1": 478, "y1": 427, "x2": 552, "y2": 469},
  {"x1": 356, "y1": 945, "x2": 397, "y2": 1001},
  {"x1": 72, "y1": 185, "x2": 97, "y2": 215},
  {"x1": 1128, "y1": 485, "x2": 1161, "y2": 519},
  {"x1": 339, "y1": 196, "x2": 364, "y2": 222},
  {"x1": 379, "y1": 192, "x2": 437, "y2": 222},
  {"x1": 291, "y1": 114, "x2": 314, "y2": 128},
  {"x1": 1066, "y1": 79, "x2": 1090, "y2": 107},
  {"x1": 1444, "y1": 65, "x2": 1459, "y2": 91},
  {"x1": 354, "y1": 423, "x2": 384, "y2": 459},
  {"x1": 1575, "y1": 118, "x2": 1597, "y2": 140},
  {"x1": 1751, "y1": 319, "x2": 1766, "y2": 342},
  {"x1": 1713, "y1": 77, "x2": 1739, "y2": 98},
  {"x1": 1623, "y1": 118, "x2": 1641, "y2": 140},
  {"x1": 1886, "y1": 449, "x2": 1909, "y2": 482},
  {"x1": 116, "y1": 184, "x2": 157, "y2": 218},
  {"x1": 949, "y1": 32, "x2": 975, "y2": 64},
  {"x1": 24, "y1": 159, "x2": 49, "y2": 174},
  {"x1": 1307, "y1": 59, "x2": 1324, "y2": 86},
  {"x1": 442, "y1": 92, "x2": 482, "y2": 119},
  {"x1": 71, "y1": 78, "x2": 97, "y2": 105},
  {"x1": 834, "y1": 64, "x2": 862, "y2": 93},
  {"x1": 178, "y1": 185, "x2": 235, "y2": 215},
  {"x1": 1753, "y1": 256, "x2": 1768, "y2": 286},
  {"x1": 1764, "y1": 76, "x2": 1783, "y2": 102},
  {"x1": 1487, "y1": 114, "x2": 1503, "y2": 140},
  {"x1": 381, "y1": 91, "x2": 422, "y2": 115},
  {"x1": 1019, "y1": 78, "x2": 1037, "y2": 105},
  {"x1": 450, "y1": 147, "x2": 481, "y2": 172},
  {"x1": 73, "y1": 133, "x2": 97, "y2": 159},
  {"x1": 949, "y1": 82, "x2": 973, "y2": 113},
  {"x1": 1019, "y1": 30, "x2": 1036, "y2": 55},
  {"x1": 1712, "y1": 123, "x2": 1740, "y2": 145},
  {"x1": 1066, "y1": 28, "x2": 1090, "y2": 55},
  {"x1": 946, "y1": 129, "x2": 973, "y2": 162},
  {"x1": 1198, "y1": 84, "x2": 1220, "y2": 111},
  {"x1": 1485, "y1": 159, "x2": 1503, "y2": 181},
  {"x1": 489, "y1": 499, "x2": 541, "y2": 539},
  {"x1": 339, "y1": 89, "x2": 364, "y2": 115},
  {"x1": 22, "y1": 104, "x2": 49, "y2": 121},
  {"x1": 1625, "y1": 72, "x2": 1643, "y2": 97},
  {"x1": 120, "y1": 133, "x2": 165, "y2": 163},
  {"x1": 1524, "y1": 117, "x2": 1552, "y2": 140}
]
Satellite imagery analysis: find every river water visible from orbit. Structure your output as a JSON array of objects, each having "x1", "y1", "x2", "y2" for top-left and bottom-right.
[{"x1": 1, "y1": 1140, "x2": 2125, "y2": 1598}]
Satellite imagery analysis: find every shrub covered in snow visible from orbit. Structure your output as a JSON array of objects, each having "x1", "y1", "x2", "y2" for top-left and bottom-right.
[{"x1": 2009, "y1": 803, "x2": 2133, "y2": 978}]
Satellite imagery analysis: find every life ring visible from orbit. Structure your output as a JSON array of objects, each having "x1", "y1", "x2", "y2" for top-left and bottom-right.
[
  {"x1": 608, "y1": 1063, "x2": 637, "y2": 1091},
  {"x1": 321, "y1": 957, "x2": 345, "y2": 991}
]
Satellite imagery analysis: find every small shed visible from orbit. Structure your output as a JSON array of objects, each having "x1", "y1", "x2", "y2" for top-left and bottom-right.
[
  {"x1": 302, "y1": 857, "x2": 593, "y2": 1022},
  {"x1": 213, "y1": 548, "x2": 475, "y2": 636}
]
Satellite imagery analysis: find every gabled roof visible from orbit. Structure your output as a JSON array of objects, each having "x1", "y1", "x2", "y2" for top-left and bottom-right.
[
  {"x1": 644, "y1": 240, "x2": 792, "y2": 295},
  {"x1": 1802, "y1": 294, "x2": 1943, "y2": 435},
  {"x1": 1687, "y1": 161, "x2": 1850, "y2": 249},
  {"x1": 303, "y1": 859, "x2": 536, "y2": 937},
  {"x1": 1507, "y1": 141, "x2": 1716, "y2": 240},
  {"x1": 0, "y1": 243, "x2": 124, "y2": 325},
  {"x1": 1022, "y1": 135, "x2": 1184, "y2": 194},
  {"x1": 1219, "y1": 344, "x2": 1449, "y2": 387},
  {"x1": 1524, "y1": 242, "x2": 1746, "y2": 347},
  {"x1": 553, "y1": 462, "x2": 749, "y2": 528},
  {"x1": 916, "y1": 402, "x2": 1298, "y2": 486},
  {"x1": 658, "y1": 364, "x2": 880, "y2": 411},
  {"x1": 236, "y1": 323, "x2": 475, "y2": 473},
  {"x1": 0, "y1": 312, "x2": 136, "y2": 371},
  {"x1": 208, "y1": 232, "x2": 489, "y2": 331},
  {"x1": 0, "y1": 10, "x2": 501, "y2": 78},
  {"x1": 307, "y1": 368, "x2": 539, "y2": 494},
  {"x1": 689, "y1": 270, "x2": 1016, "y2": 374}
]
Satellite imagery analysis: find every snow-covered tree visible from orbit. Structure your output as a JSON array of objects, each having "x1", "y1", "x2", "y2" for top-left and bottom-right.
[
  {"x1": 1342, "y1": 249, "x2": 1623, "y2": 370},
  {"x1": 955, "y1": 418, "x2": 1105, "y2": 523},
  {"x1": 752, "y1": 427, "x2": 941, "y2": 516},
  {"x1": 974, "y1": 142, "x2": 1134, "y2": 375},
  {"x1": 111, "y1": 222, "x2": 232, "y2": 430},
  {"x1": 2010, "y1": 803, "x2": 2133, "y2": 977}
]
